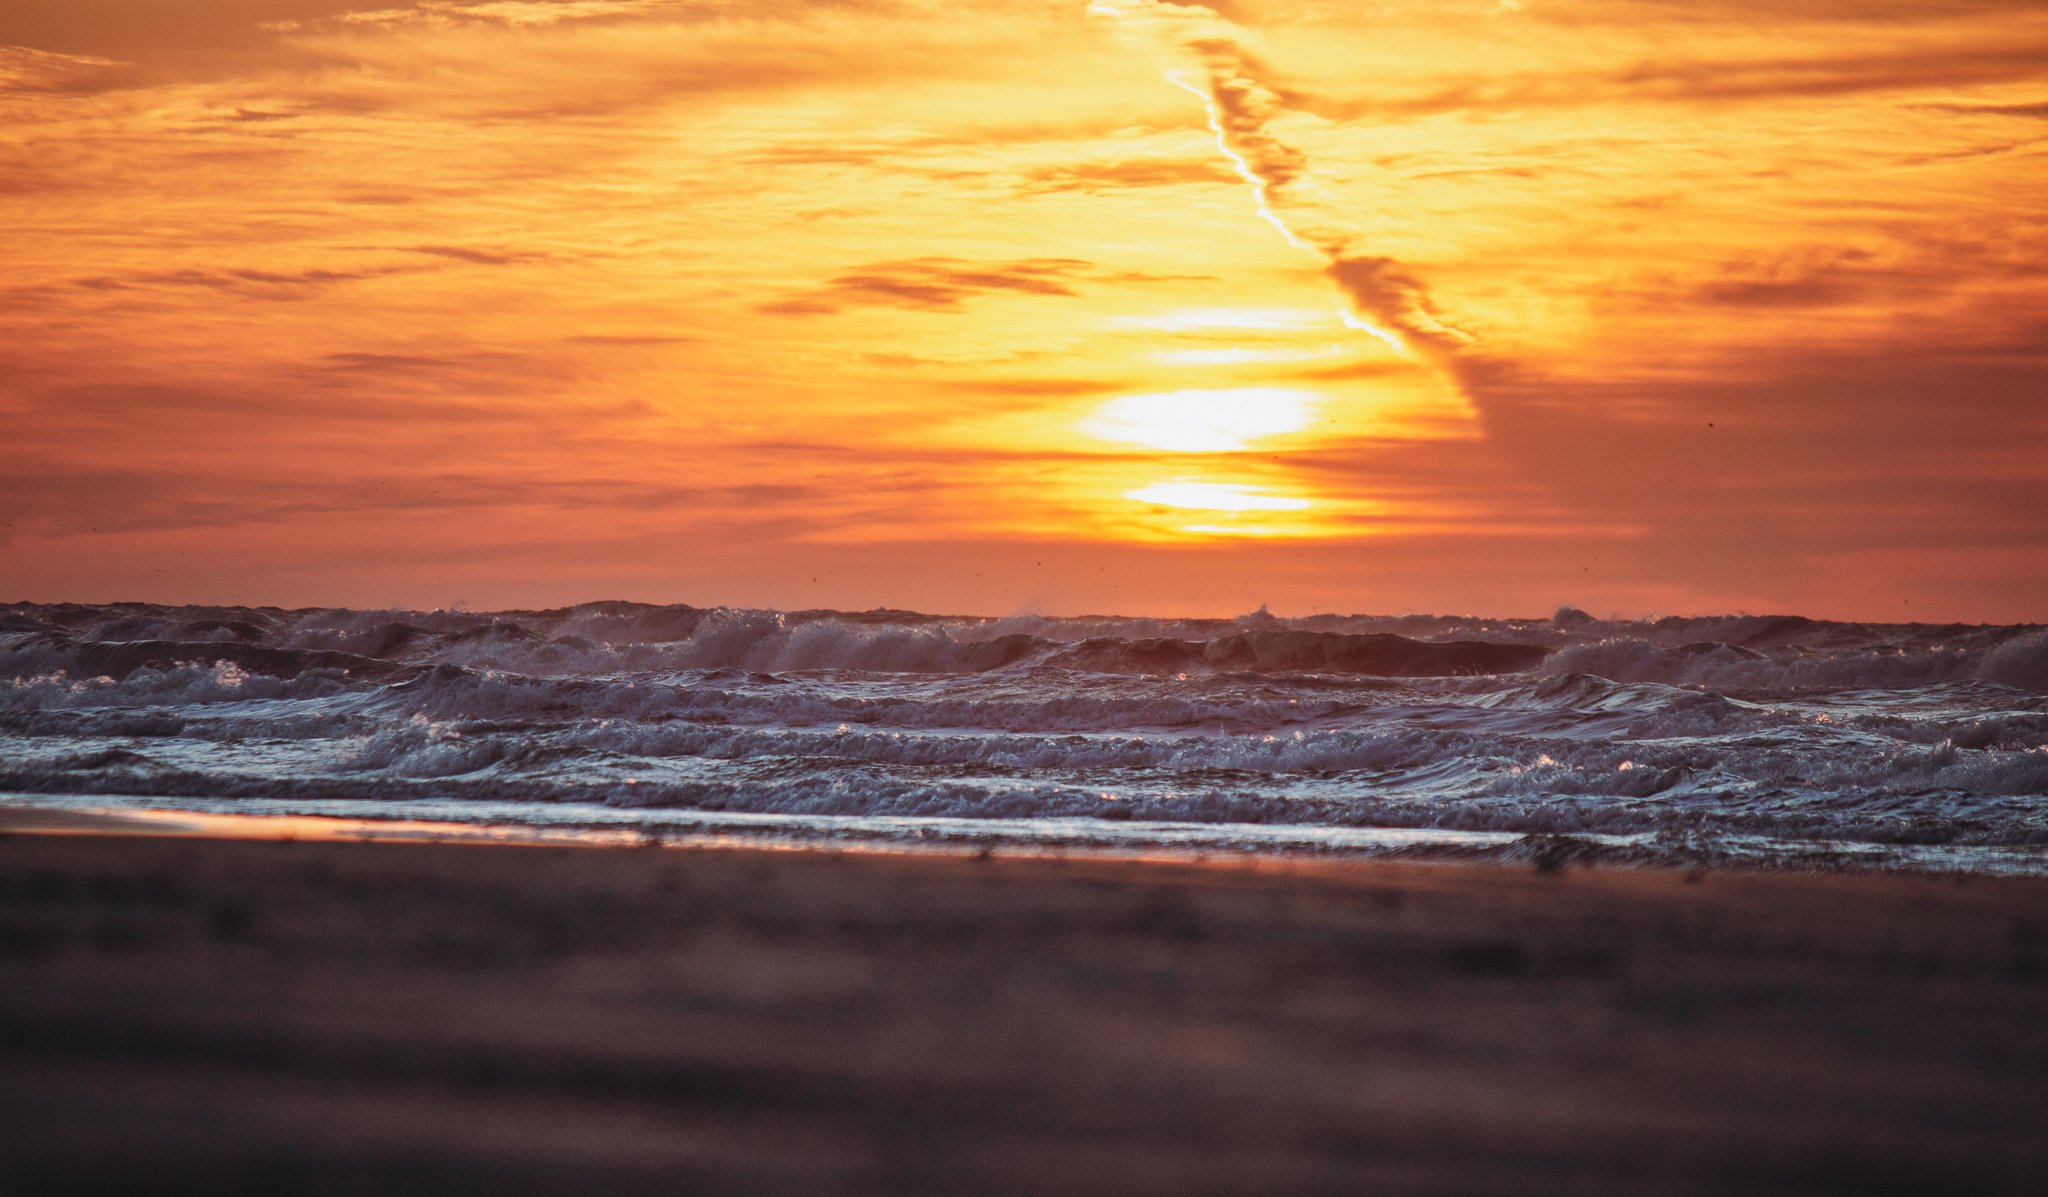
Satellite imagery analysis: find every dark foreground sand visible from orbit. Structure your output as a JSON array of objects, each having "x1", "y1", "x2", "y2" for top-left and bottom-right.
[{"x1": 2, "y1": 820, "x2": 2045, "y2": 1195}]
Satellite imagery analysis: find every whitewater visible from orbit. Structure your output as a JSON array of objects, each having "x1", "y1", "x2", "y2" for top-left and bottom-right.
[{"x1": 3, "y1": 600, "x2": 2045, "y2": 873}]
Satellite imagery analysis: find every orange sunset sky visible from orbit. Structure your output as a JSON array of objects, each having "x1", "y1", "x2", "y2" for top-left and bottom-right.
[{"x1": 3, "y1": 0, "x2": 2045, "y2": 620}]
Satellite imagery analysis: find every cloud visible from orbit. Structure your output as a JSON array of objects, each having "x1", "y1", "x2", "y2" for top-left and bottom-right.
[
  {"x1": 402, "y1": 243, "x2": 549, "y2": 265},
  {"x1": 1090, "y1": 0, "x2": 1476, "y2": 358},
  {"x1": 760, "y1": 257, "x2": 1093, "y2": 315},
  {"x1": 1461, "y1": 342, "x2": 2048, "y2": 547},
  {"x1": 237, "y1": 0, "x2": 1085, "y2": 124},
  {"x1": 0, "y1": 45, "x2": 137, "y2": 95},
  {"x1": 562, "y1": 333, "x2": 697, "y2": 345},
  {"x1": 946, "y1": 377, "x2": 1131, "y2": 397},
  {"x1": 1283, "y1": 42, "x2": 2048, "y2": 120},
  {"x1": 1014, "y1": 155, "x2": 1240, "y2": 194},
  {"x1": 20, "y1": 381, "x2": 522, "y2": 429},
  {"x1": 320, "y1": 351, "x2": 468, "y2": 371},
  {"x1": 1919, "y1": 99, "x2": 2048, "y2": 120},
  {"x1": 0, "y1": 464, "x2": 825, "y2": 540},
  {"x1": 1599, "y1": 223, "x2": 2047, "y2": 326},
  {"x1": 70, "y1": 266, "x2": 410, "y2": 296},
  {"x1": 760, "y1": 254, "x2": 1206, "y2": 315},
  {"x1": 328, "y1": 1, "x2": 687, "y2": 30},
  {"x1": 1324, "y1": 257, "x2": 1474, "y2": 356}
]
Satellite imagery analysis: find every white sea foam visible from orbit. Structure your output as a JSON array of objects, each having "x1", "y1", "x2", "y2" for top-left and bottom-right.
[{"x1": 4, "y1": 600, "x2": 2045, "y2": 871}]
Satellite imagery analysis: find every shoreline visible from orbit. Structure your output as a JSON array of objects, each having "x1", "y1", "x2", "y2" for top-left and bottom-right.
[
  {"x1": 3, "y1": 798, "x2": 2044, "y2": 880},
  {"x1": 4, "y1": 816, "x2": 2046, "y2": 1192}
]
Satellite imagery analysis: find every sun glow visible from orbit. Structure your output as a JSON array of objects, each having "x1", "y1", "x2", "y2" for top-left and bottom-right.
[
  {"x1": 1079, "y1": 387, "x2": 1319, "y2": 452},
  {"x1": 1151, "y1": 345, "x2": 1346, "y2": 366},
  {"x1": 1127, "y1": 482, "x2": 1313, "y2": 511},
  {"x1": 1115, "y1": 308, "x2": 1331, "y2": 334}
]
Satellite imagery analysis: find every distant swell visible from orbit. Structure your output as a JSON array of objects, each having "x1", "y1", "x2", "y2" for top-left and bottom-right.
[
  {"x1": 1048, "y1": 631, "x2": 1545, "y2": 676},
  {"x1": 5, "y1": 609, "x2": 1555, "y2": 680},
  {"x1": 71, "y1": 640, "x2": 401, "y2": 682}
]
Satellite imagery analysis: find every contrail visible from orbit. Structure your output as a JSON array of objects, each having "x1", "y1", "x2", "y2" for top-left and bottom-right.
[{"x1": 1089, "y1": 0, "x2": 1474, "y2": 359}]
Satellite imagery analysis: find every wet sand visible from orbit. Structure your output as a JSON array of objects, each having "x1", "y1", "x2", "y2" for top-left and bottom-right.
[{"x1": 1, "y1": 816, "x2": 2044, "y2": 1195}]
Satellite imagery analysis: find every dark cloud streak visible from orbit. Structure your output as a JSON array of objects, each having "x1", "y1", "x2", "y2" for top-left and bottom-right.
[{"x1": 762, "y1": 257, "x2": 1106, "y2": 315}]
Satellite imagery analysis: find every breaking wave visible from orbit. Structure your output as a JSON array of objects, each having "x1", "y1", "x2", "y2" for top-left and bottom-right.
[{"x1": 3, "y1": 600, "x2": 2044, "y2": 872}]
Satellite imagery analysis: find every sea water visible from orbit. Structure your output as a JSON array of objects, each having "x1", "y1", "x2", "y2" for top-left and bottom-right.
[{"x1": 4, "y1": 601, "x2": 2045, "y2": 872}]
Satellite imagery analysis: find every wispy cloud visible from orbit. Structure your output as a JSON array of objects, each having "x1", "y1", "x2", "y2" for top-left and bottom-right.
[
  {"x1": 0, "y1": 45, "x2": 136, "y2": 94},
  {"x1": 71, "y1": 266, "x2": 411, "y2": 295},
  {"x1": 1013, "y1": 155, "x2": 1239, "y2": 194},
  {"x1": 763, "y1": 258, "x2": 1120, "y2": 315},
  {"x1": 402, "y1": 243, "x2": 550, "y2": 265},
  {"x1": 1090, "y1": 0, "x2": 1475, "y2": 357}
]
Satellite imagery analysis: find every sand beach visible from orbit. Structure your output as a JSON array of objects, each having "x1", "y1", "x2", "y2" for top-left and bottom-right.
[{"x1": 2, "y1": 812, "x2": 2044, "y2": 1195}]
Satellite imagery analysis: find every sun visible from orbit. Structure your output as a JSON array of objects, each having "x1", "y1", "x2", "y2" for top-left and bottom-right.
[{"x1": 1078, "y1": 387, "x2": 1320, "y2": 452}]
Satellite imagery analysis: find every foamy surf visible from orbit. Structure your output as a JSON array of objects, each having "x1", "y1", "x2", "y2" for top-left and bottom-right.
[{"x1": 4, "y1": 601, "x2": 2045, "y2": 873}]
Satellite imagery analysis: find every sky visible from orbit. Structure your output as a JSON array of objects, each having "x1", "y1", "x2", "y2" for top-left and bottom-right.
[{"x1": 3, "y1": 0, "x2": 2045, "y2": 620}]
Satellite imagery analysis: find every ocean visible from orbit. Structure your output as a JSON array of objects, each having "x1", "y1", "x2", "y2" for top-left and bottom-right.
[{"x1": 4, "y1": 601, "x2": 2045, "y2": 873}]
